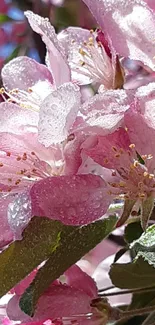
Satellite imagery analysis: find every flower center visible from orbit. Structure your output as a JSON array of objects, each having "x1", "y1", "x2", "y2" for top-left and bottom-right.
[
  {"x1": 0, "y1": 149, "x2": 64, "y2": 193},
  {"x1": 71, "y1": 30, "x2": 113, "y2": 87},
  {"x1": 107, "y1": 143, "x2": 155, "y2": 201},
  {"x1": 0, "y1": 87, "x2": 40, "y2": 112}
]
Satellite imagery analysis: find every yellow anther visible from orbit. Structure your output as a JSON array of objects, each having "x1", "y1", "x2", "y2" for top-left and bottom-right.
[
  {"x1": 119, "y1": 182, "x2": 126, "y2": 188},
  {"x1": 125, "y1": 127, "x2": 128, "y2": 132},
  {"x1": 89, "y1": 37, "x2": 94, "y2": 43},
  {"x1": 89, "y1": 29, "x2": 94, "y2": 34},
  {"x1": 129, "y1": 143, "x2": 135, "y2": 149},
  {"x1": 148, "y1": 154, "x2": 153, "y2": 160},
  {"x1": 141, "y1": 155, "x2": 147, "y2": 160},
  {"x1": 133, "y1": 161, "x2": 139, "y2": 168},
  {"x1": 79, "y1": 60, "x2": 85, "y2": 66},
  {"x1": 119, "y1": 148, "x2": 124, "y2": 154},
  {"x1": 112, "y1": 146, "x2": 117, "y2": 152},
  {"x1": 110, "y1": 183, "x2": 118, "y2": 188},
  {"x1": 79, "y1": 48, "x2": 86, "y2": 56},
  {"x1": 0, "y1": 87, "x2": 5, "y2": 94},
  {"x1": 139, "y1": 193, "x2": 146, "y2": 199},
  {"x1": 28, "y1": 88, "x2": 33, "y2": 93},
  {"x1": 143, "y1": 172, "x2": 149, "y2": 177},
  {"x1": 149, "y1": 174, "x2": 154, "y2": 179}
]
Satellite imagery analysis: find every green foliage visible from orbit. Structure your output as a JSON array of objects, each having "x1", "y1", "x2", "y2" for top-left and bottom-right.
[
  {"x1": 109, "y1": 257, "x2": 155, "y2": 289},
  {"x1": 19, "y1": 216, "x2": 117, "y2": 316}
]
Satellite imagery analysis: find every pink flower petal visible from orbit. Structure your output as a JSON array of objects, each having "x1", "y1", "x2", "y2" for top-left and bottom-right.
[
  {"x1": 2, "y1": 57, "x2": 53, "y2": 92},
  {"x1": 78, "y1": 90, "x2": 130, "y2": 135},
  {"x1": 83, "y1": 128, "x2": 131, "y2": 169},
  {"x1": 38, "y1": 83, "x2": 81, "y2": 146},
  {"x1": 58, "y1": 27, "x2": 94, "y2": 84},
  {"x1": 65, "y1": 265, "x2": 98, "y2": 299},
  {"x1": 25, "y1": 11, "x2": 71, "y2": 86},
  {"x1": 82, "y1": 0, "x2": 155, "y2": 70},
  {"x1": 63, "y1": 132, "x2": 87, "y2": 175},
  {"x1": 145, "y1": 0, "x2": 155, "y2": 10},
  {"x1": 0, "y1": 102, "x2": 38, "y2": 134},
  {"x1": 0, "y1": 132, "x2": 55, "y2": 192},
  {"x1": 13, "y1": 270, "x2": 37, "y2": 296},
  {"x1": 7, "y1": 284, "x2": 92, "y2": 322},
  {"x1": 30, "y1": 174, "x2": 111, "y2": 225},
  {"x1": 124, "y1": 102, "x2": 155, "y2": 167}
]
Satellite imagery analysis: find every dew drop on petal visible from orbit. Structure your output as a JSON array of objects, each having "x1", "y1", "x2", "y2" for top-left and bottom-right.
[{"x1": 7, "y1": 193, "x2": 32, "y2": 240}]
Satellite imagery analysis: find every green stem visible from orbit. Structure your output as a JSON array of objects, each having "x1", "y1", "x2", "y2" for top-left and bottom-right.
[
  {"x1": 120, "y1": 305, "x2": 155, "y2": 319},
  {"x1": 98, "y1": 285, "x2": 115, "y2": 293},
  {"x1": 99, "y1": 286, "x2": 155, "y2": 297}
]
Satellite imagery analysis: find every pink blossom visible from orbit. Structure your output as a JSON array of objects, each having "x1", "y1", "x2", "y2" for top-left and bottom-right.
[
  {"x1": 81, "y1": 82, "x2": 155, "y2": 227},
  {"x1": 82, "y1": 0, "x2": 155, "y2": 71},
  {"x1": 7, "y1": 265, "x2": 101, "y2": 324},
  {"x1": 21, "y1": 11, "x2": 116, "y2": 89},
  {"x1": 0, "y1": 78, "x2": 118, "y2": 244},
  {"x1": 58, "y1": 27, "x2": 116, "y2": 88}
]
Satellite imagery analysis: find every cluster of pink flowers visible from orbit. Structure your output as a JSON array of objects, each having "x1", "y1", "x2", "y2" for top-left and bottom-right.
[{"x1": 1, "y1": 0, "x2": 155, "y2": 324}]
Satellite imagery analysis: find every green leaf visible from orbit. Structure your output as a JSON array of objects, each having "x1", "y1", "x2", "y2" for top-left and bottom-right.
[
  {"x1": 109, "y1": 257, "x2": 155, "y2": 289},
  {"x1": 0, "y1": 217, "x2": 65, "y2": 298},
  {"x1": 114, "y1": 247, "x2": 128, "y2": 263},
  {"x1": 19, "y1": 216, "x2": 117, "y2": 317},
  {"x1": 124, "y1": 222, "x2": 143, "y2": 244},
  {"x1": 0, "y1": 14, "x2": 13, "y2": 24},
  {"x1": 130, "y1": 225, "x2": 155, "y2": 267}
]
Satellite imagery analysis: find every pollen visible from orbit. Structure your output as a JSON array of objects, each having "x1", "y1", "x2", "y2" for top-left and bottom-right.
[
  {"x1": 149, "y1": 174, "x2": 154, "y2": 179},
  {"x1": 133, "y1": 161, "x2": 139, "y2": 168},
  {"x1": 139, "y1": 193, "x2": 146, "y2": 199},
  {"x1": 0, "y1": 87, "x2": 5, "y2": 94},
  {"x1": 129, "y1": 143, "x2": 135, "y2": 149},
  {"x1": 115, "y1": 153, "x2": 120, "y2": 158},
  {"x1": 112, "y1": 146, "x2": 117, "y2": 152},
  {"x1": 119, "y1": 182, "x2": 126, "y2": 188},
  {"x1": 22, "y1": 153, "x2": 27, "y2": 161},
  {"x1": 79, "y1": 48, "x2": 86, "y2": 56},
  {"x1": 15, "y1": 179, "x2": 21, "y2": 185},
  {"x1": 79, "y1": 60, "x2": 85, "y2": 66},
  {"x1": 6, "y1": 152, "x2": 11, "y2": 157},
  {"x1": 143, "y1": 172, "x2": 149, "y2": 177}
]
